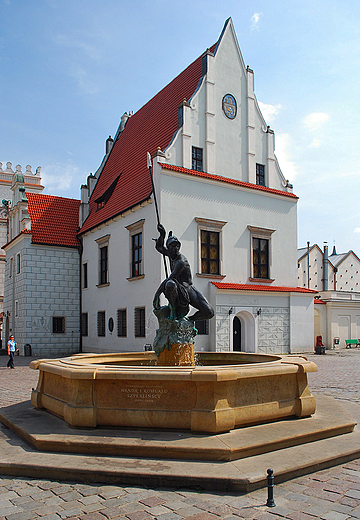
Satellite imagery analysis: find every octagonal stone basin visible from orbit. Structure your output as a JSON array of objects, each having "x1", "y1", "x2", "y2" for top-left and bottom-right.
[{"x1": 30, "y1": 352, "x2": 317, "y2": 434}]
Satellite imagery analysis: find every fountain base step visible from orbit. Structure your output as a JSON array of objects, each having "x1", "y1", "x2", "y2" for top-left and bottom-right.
[
  {"x1": 0, "y1": 395, "x2": 355, "y2": 462},
  {"x1": 0, "y1": 395, "x2": 359, "y2": 491}
]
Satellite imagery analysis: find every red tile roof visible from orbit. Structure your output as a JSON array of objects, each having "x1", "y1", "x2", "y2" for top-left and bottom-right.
[
  {"x1": 211, "y1": 282, "x2": 317, "y2": 293},
  {"x1": 79, "y1": 46, "x2": 216, "y2": 235},
  {"x1": 26, "y1": 193, "x2": 80, "y2": 247},
  {"x1": 162, "y1": 164, "x2": 298, "y2": 199}
]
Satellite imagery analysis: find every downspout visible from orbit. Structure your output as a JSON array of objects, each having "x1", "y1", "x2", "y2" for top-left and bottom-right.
[
  {"x1": 307, "y1": 241, "x2": 310, "y2": 289},
  {"x1": 323, "y1": 243, "x2": 329, "y2": 291},
  {"x1": 78, "y1": 236, "x2": 83, "y2": 353}
]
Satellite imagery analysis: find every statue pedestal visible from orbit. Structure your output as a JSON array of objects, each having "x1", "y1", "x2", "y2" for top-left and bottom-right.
[{"x1": 157, "y1": 343, "x2": 195, "y2": 366}]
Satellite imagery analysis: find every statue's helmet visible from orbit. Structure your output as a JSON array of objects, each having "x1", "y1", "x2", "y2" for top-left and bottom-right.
[{"x1": 166, "y1": 231, "x2": 181, "y2": 249}]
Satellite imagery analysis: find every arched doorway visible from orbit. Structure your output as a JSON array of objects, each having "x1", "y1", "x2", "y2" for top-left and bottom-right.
[
  {"x1": 233, "y1": 316, "x2": 241, "y2": 351},
  {"x1": 232, "y1": 311, "x2": 256, "y2": 353}
]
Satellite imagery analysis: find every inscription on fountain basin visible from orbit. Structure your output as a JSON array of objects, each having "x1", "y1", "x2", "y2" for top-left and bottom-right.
[{"x1": 121, "y1": 386, "x2": 168, "y2": 403}]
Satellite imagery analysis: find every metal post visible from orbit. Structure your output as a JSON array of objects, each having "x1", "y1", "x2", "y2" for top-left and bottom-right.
[
  {"x1": 266, "y1": 468, "x2": 276, "y2": 507},
  {"x1": 147, "y1": 152, "x2": 168, "y2": 278}
]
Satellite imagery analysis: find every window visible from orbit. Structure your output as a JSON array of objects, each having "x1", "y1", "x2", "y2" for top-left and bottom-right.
[
  {"x1": 82, "y1": 263, "x2": 88, "y2": 289},
  {"x1": 131, "y1": 233, "x2": 142, "y2": 277},
  {"x1": 15, "y1": 300, "x2": 19, "y2": 318},
  {"x1": 16, "y1": 253, "x2": 20, "y2": 274},
  {"x1": 195, "y1": 218, "x2": 226, "y2": 277},
  {"x1": 248, "y1": 226, "x2": 275, "y2": 281},
  {"x1": 134, "y1": 307, "x2": 145, "y2": 338},
  {"x1": 9, "y1": 257, "x2": 13, "y2": 278},
  {"x1": 117, "y1": 309, "x2": 127, "y2": 337},
  {"x1": 97, "y1": 311, "x2": 106, "y2": 337},
  {"x1": 96, "y1": 235, "x2": 110, "y2": 286},
  {"x1": 252, "y1": 238, "x2": 269, "y2": 279},
  {"x1": 81, "y1": 312, "x2": 88, "y2": 337},
  {"x1": 126, "y1": 220, "x2": 145, "y2": 280},
  {"x1": 195, "y1": 320, "x2": 209, "y2": 335},
  {"x1": 52, "y1": 316, "x2": 65, "y2": 334},
  {"x1": 192, "y1": 147, "x2": 203, "y2": 171},
  {"x1": 200, "y1": 230, "x2": 220, "y2": 275},
  {"x1": 256, "y1": 164, "x2": 265, "y2": 186},
  {"x1": 100, "y1": 246, "x2": 108, "y2": 284}
]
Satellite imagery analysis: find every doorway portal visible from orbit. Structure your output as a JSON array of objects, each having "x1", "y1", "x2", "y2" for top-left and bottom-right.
[{"x1": 233, "y1": 316, "x2": 242, "y2": 351}]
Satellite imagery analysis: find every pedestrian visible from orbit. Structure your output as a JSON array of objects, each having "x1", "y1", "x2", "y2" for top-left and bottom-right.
[{"x1": 7, "y1": 334, "x2": 16, "y2": 369}]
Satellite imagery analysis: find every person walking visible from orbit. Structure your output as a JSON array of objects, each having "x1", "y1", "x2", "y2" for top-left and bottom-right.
[{"x1": 7, "y1": 334, "x2": 16, "y2": 369}]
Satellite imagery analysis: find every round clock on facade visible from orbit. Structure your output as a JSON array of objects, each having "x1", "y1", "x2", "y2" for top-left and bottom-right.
[{"x1": 222, "y1": 94, "x2": 237, "y2": 119}]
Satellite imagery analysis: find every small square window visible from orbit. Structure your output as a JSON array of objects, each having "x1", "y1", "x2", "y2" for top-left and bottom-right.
[
  {"x1": 52, "y1": 316, "x2": 65, "y2": 334},
  {"x1": 134, "y1": 307, "x2": 145, "y2": 338},
  {"x1": 97, "y1": 311, "x2": 106, "y2": 337},
  {"x1": 195, "y1": 320, "x2": 209, "y2": 335},
  {"x1": 81, "y1": 312, "x2": 88, "y2": 337},
  {"x1": 117, "y1": 309, "x2": 127, "y2": 337}
]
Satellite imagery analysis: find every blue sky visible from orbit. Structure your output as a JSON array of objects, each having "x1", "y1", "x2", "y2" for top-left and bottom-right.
[{"x1": 1, "y1": 0, "x2": 360, "y2": 254}]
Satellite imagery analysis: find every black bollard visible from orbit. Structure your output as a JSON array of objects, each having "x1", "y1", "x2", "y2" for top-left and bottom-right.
[{"x1": 266, "y1": 468, "x2": 276, "y2": 507}]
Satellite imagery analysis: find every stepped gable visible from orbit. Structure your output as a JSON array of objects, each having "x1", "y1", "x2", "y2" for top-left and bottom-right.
[
  {"x1": 79, "y1": 44, "x2": 216, "y2": 235},
  {"x1": 26, "y1": 192, "x2": 80, "y2": 248}
]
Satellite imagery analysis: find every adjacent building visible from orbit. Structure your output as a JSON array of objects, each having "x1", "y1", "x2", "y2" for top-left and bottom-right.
[
  {"x1": 79, "y1": 18, "x2": 315, "y2": 355},
  {"x1": 0, "y1": 162, "x2": 44, "y2": 344},
  {"x1": 298, "y1": 243, "x2": 360, "y2": 348},
  {"x1": 2, "y1": 171, "x2": 80, "y2": 356}
]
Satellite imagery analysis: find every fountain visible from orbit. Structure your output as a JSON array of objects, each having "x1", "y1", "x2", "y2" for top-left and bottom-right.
[{"x1": 30, "y1": 223, "x2": 317, "y2": 434}]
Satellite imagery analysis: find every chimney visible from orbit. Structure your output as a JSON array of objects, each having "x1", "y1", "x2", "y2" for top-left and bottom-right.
[{"x1": 106, "y1": 136, "x2": 114, "y2": 155}]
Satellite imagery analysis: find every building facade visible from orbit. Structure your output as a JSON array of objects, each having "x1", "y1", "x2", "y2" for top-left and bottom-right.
[
  {"x1": 298, "y1": 244, "x2": 360, "y2": 348},
  {"x1": 0, "y1": 162, "x2": 44, "y2": 344},
  {"x1": 2, "y1": 173, "x2": 80, "y2": 356},
  {"x1": 79, "y1": 18, "x2": 315, "y2": 355}
]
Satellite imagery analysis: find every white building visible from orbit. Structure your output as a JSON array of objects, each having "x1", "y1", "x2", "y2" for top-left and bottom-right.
[
  {"x1": 298, "y1": 243, "x2": 360, "y2": 348},
  {"x1": 2, "y1": 171, "x2": 80, "y2": 356},
  {"x1": 0, "y1": 162, "x2": 43, "y2": 344},
  {"x1": 79, "y1": 18, "x2": 315, "y2": 355}
]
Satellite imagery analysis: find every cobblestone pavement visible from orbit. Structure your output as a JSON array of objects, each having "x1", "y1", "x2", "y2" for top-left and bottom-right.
[{"x1": 0, "y1": 349, "x2": 360, "y2": 519}]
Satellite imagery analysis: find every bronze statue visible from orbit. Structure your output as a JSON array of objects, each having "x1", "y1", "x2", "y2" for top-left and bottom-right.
[{"x1": 153, "y1": 224, "x2": 214, "y2": 322}]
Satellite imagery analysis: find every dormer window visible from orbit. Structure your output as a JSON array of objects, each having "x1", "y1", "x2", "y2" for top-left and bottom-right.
[{"x1": 95, "y1": 174, "x2": 121, "y2": 211}]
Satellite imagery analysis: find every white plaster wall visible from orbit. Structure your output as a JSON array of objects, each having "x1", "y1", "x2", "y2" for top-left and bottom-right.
[
  {"x1": 298, "y1": 247, "x2": 324, "y2": 290},
  {"x1": 160, "y1": 171, "x2": 298, "y2": 288},
  {"x1": 81, "y1": 203, "x2": 161, "y2": 353},
  {"x1": 166, "y1": 19, "x2": 287, "y2": 192},
  {"x1": 336, "y1": 254, "x2": 360, "y2": 292},
  {"x1": 289, "y1": 294, "x2": 314, "y2": 353}
]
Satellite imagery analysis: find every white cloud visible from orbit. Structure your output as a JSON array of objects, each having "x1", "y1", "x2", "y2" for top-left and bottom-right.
[
  {"x1": 354, "y1": 228, "x2": 360, "y2": 233},
  {"x1": 69, "y1": 67, "x2": 99, "y2": 95},
  {"x1": 303, "y1": 112, "x2": 330, "y2": 131},
  {"x1": 309, "y1": 138, "x2": 321, "y2": 148},
  {"x1": 42, "y1": 163, "x2": 80, "y2": 193},
  {"x1": 53, "y1": 33, "x2": 102, "y2": 61},
  {"x1": 274, "y1": 134, "x2": 298, "y2": 182},
  {"x1": 251, "y1": 12, "x2": 262, "y2": 30},
  {"x1": 258, "y1": 102, "x2": 281, "y2": 123}
]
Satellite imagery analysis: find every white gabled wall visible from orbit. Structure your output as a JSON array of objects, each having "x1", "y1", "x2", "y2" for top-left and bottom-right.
[{"x1": 167, "y1": 18, "x2": 288, "y2": 193}]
